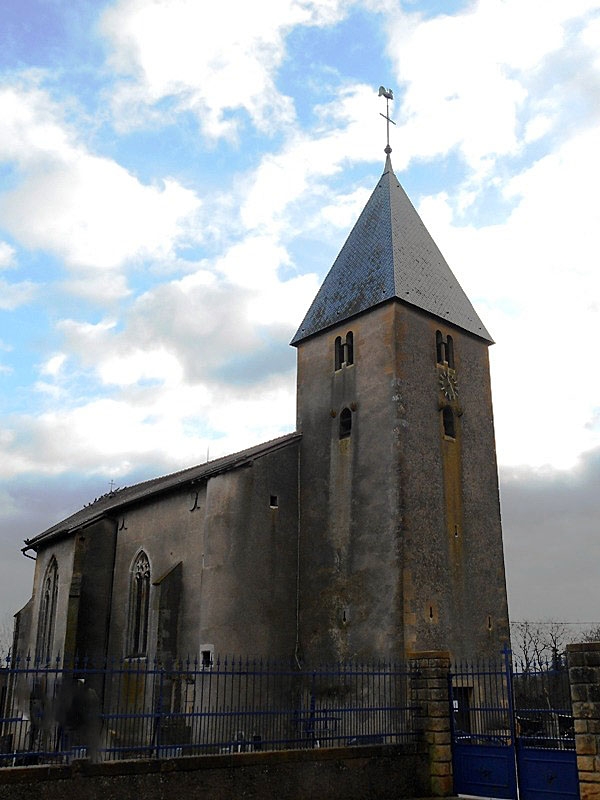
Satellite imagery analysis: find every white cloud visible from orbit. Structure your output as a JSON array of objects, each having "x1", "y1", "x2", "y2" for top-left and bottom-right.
[
  {"x1": 319, "y1": 186, "x2": 372, "y2": 229},
  {"x1": 56, "y1": 237, "x2": 304, "y2": 387},
  {"x1": 0, "y1": 242, "x2": 15, "y2": 268},
  {"x1": 386, "y1": 0, "x2": 600, "y2": 174},
  {"x1": 416, "y1": 125, "x2": 600, "y2": 469},
  {"x1": 101, "y1": 0, "x2": 350, "y2": 137},
  {"x1": 240, "y1": 85, "x2": 385, "y2": 235},
  {"x1": 0, "y1": 278, "x2": 37, "y2": 310},
  {"x1": 0, "y1": 82, "x2": 201, "y2": 281},
  {"x1": 0, "y1": 228, "x2": 38, "y2": 312},
  {"x1": 99, "y1": 347, "x2": 183, "y2": 387},
  {"x1": 523, "y1": 114, "x2": 554, "y2": 144},
  {"x1": 1, "y1": 1, "x2": 598, "y2": 485},
  {"x1": 61, "y1": 272, "x2": 132, "y2": 303},
  {"x1": 0, "y1": 370, "x2": 296, "y2": 478},
  {"x1": 41, "y1": 353, "x2": 67, "y2": 377}
]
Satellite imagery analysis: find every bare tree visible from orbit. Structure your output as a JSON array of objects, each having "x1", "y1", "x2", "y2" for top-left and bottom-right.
[
  {"x1": 510, "y1": 620, "x2": 573, "y2": 671},
  {"x1": 0, "y1": 612, "x2": 14, "y2": 663},
  {"x1": 579, "y1": 625, "x2": 600, "y2": 643}
]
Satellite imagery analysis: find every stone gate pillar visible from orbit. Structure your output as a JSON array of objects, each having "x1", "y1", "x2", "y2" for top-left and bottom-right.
[
  {"x1": 410, "y1": 650, "x2": 453, "y2": 797},
  {"x1": 567, "y1": 641, "x2": 600, "y2": 800}
]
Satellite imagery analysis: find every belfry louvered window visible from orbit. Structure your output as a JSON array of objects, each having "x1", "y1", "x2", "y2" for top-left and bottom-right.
[
  {"x1": 436, "y1": 330, "x2": 455, "y2": 368},
  {"x1": 334, "y1": 332, "x2": 354, "y2": 370}
]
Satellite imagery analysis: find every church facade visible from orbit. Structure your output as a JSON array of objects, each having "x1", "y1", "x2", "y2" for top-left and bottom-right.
[{"x1": 14, "y1": 154, "x2": 510, "y2": 667}]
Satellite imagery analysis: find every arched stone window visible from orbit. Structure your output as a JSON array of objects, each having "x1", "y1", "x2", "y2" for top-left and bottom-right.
[
  {"x1": 334, "y1": 336, "x2": 343, "y2": 370},
  {"x1": 339, "y1": 407, "x2": 352, "y2": 438},
  {"x1": 436, "y1": 330, "x2": 444, "y2": 364},
  {"x1": 345, "y1": 331, "x2": 354, "y2": 365},
  {"x1": 128, "y1": 551, "x2": 151, "y2": 657},
  {"x1": 334, "y1": 332, "x2": 354, "y2": 370},
  {"x1": 446, "y1": 335, "x2": 454, "y2": 369},
  {"x1": 36, "y1": 557, "x2": 58, "y2": 663}
]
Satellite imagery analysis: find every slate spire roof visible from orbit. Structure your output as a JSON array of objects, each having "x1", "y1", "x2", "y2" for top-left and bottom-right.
[{"x1": 291, "y1": 154, "x2": 492, "y2": 345}]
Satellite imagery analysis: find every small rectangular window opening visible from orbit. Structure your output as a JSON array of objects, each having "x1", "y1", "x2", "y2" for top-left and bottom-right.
[
  {"x1": 442, "y1": 406, "x2": 456, "y2": 438},
  {"x1": 201, "y1": 648, "x2": 213, "y2": 669},
  {"x1": 339, "y1": 408, "x2": 352, "y2": 438},
  {"x1": 270, "y1": 495, "x2": 278, "y2": 508}
]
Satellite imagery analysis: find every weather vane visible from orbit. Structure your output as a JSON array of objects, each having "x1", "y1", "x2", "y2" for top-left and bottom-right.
[{"x1": 378, "y1": 86, "x2": 395, "y2": 154}]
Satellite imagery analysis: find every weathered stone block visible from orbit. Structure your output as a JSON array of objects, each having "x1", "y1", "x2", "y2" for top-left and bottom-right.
[
  {"x1": 427, "y1": 687, "x2": 449, "y2": 702},
  {"x1": 589, "y1": 684, "x2": 600, "y2": 703},
  {"x1": 572, "y1": 684, "x2": 590, "y2": 703},
  {"x1": 569, "y1": 643, "x2": 600, "y2": 655},
  {"x1": 572, "y1": 667, "x2": 600, "y2": 684},
  {"x1": 580, "y1": 782, "x2": 600, "y2": 800},
  {"x1": 430, "y1": 745, "x2": 451, "y2": 762},
  {"x1": 576, "y1": 734, "x2": 598, "y2": 756},
  {"x1": 427, "y1": 700, "x2": 450, "y2": 718},
  {"x1": 430, "y1": 774, "x2": 453, "y2": 796},
  {"x1": 568, "y1": 650, "x2": 587, "y2": 668},
  {"x1": 430, "y1": 759, "x2": 451, "y2": 777},
  {"x1": 425, "y1": 718, "x2": 451, "y2": 733},
  {"x1": 575, "y1": 719, "x2": 590, "y2": 734},
  {"x1": 574, "y1": 702, "x2": 600, "y2": 719},
  {"x1": 578, "y1": 755, "x2": 596, "y2": 771}
]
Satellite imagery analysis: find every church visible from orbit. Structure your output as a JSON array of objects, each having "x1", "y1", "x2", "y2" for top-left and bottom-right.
[{"x1": 14, "y1": 150, "x2": 510, "y2": 668}]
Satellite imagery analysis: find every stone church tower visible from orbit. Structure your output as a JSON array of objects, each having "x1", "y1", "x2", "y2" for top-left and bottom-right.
[
  {"x1": 292, "y1": 153, "x2": 509, "y2": 664},
  {"x1": 16, "y1": 152, "x2": 509, "y2": 668}
]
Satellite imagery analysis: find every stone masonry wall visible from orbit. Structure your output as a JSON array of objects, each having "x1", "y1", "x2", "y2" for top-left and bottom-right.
[
  {"x1": 567, "y1": 642, "x2": 600, "y2": 800},
  {"x1": 410, "y1": 651, "x2": 453, "y2": 797},
  {"x1": 0, "y1": 745, "x2": 428, "y2": 800}
]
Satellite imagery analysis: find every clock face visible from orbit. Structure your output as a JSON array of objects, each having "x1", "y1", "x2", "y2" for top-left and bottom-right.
[{"x1": 439, "y1": 369, "x2": 458, "y2": 400}]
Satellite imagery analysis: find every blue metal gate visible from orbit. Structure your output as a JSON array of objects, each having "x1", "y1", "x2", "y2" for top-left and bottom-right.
[
  {"x1": 513, "y1": 661, "x2": 578, "y2": 800},
  {"x1": 450, "y1": 649, "x2": 578, "y2": 800}
]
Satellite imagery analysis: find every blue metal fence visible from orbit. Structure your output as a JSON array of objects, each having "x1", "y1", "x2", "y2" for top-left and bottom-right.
[{"x1": 0, "y1": 655, "x2": 419, "y2": 765}]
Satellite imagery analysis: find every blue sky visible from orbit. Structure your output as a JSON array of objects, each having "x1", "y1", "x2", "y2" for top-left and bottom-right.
[{"x1": 1, "y1": 0, "x2": 600, "y2": 635}]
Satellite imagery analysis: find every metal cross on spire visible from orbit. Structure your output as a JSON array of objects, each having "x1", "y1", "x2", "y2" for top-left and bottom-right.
[{"x1": 378, "y1": 86, "x2": 395, "y2": 154}]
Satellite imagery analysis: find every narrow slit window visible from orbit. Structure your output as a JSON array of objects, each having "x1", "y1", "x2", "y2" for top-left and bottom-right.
[
  {"x1": 269, "y1": 495, "x2": 278, "y2": 508},
  {"x1": 339, "y1": 407, "x2": 352, "y2": 438},
  {"x1": 443, "y1": 406, "x2": 456, "y2": 438}
]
